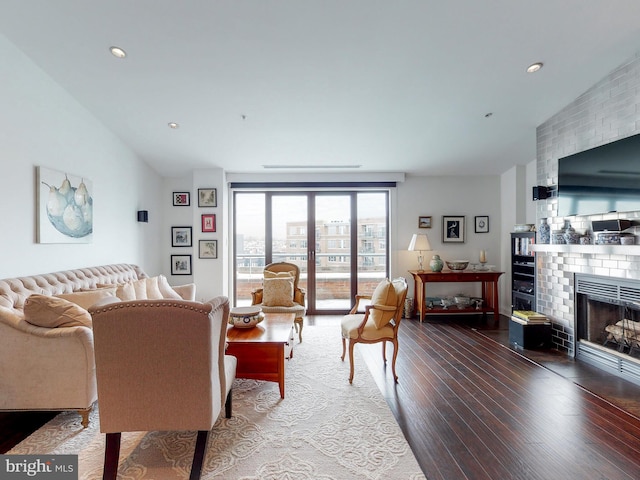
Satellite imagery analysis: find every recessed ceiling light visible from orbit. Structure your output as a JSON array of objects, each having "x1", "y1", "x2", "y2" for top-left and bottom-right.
[
  {"x1": 168, "y1": 122, "x2": 179, "y2": 129},
  {"x1": 110, "y1": 46, "x2": 127, "y2": 59},
  {"x1": 526, "y1": 62, "x2": 543, "y2": 73}
]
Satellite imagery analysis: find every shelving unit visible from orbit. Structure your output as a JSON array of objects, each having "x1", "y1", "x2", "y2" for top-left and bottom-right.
[{"x1": 511, "y1": 232, "x2": 536, "y2": 312}]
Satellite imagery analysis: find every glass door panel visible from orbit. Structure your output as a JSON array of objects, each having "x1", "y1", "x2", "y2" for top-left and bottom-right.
[
  {"x1": 357, "y1": 192, "x2": 388, "y2": 296},
  {"x1": 234, "y1": 193, "x2": 265, "y2": 306},
  {"x1": 271, "y1": 195, "x2": 308, "y2": 294},
  {"x1": 314, "y1": 195, "x2": 352, "y2": 311}
]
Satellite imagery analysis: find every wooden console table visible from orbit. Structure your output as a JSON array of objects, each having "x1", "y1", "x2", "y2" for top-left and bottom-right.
[{"x1": 409, "y1": 270, "x2": 504, "y2": 322}]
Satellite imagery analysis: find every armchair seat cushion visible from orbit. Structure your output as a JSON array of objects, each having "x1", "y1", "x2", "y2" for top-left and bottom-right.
[
  {"x1": 256, "y1": 303, "x2": 305, "y2": 318},
  {"x1": 341, "y1": 314, "x2": 395, "y2": 341}
]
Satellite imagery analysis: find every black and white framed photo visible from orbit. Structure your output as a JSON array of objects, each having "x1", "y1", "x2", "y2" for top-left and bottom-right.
[
  {"x1": 198, "y1": 188, "x2": 217, "y2": 207},
  {"x1": 199, "y1": 239, "x2": 218, "y2": 259},
  {"x1": 418, "y1": 216, "x2": 432, "y2": 228},
  {"x1": 172, "y1": 191, "x2": 190, "y2": 206},
  {"x1": 171, "y1": 255, "x2": 192, "y2": 275},
  {"x1": 171, "y1": 226, "x2": 192, "y2": 247},
  {"x1": 475, "y1": 215, "x2": 489, "y2": 233},
  {"x1": 442, "y1": 216, "x2": 465, "y2": 243}
]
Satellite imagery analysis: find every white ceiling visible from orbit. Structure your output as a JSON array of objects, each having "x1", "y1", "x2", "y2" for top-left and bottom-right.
[{"x1": 3, "y1": 1, "x2": 640, "y2": 178}]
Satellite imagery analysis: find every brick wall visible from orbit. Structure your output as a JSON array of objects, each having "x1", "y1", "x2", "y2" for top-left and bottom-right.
[{"x1": 536, "y1": 52, "x2": 640, "y2": 354}]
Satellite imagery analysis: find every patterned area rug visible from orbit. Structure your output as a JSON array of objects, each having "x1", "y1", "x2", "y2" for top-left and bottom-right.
[{"x1": 9, "y1": 326, "x2": 425, "y2": 479}]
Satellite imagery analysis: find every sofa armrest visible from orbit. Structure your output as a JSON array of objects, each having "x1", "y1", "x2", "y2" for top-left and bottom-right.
[{"x1": 172, "y1": 283, "x2": 196, "y2": 301}]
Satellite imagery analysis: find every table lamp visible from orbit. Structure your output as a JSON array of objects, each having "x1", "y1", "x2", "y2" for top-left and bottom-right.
[{"x1": 408, "y1": 233, "x2": 432, "y2": 271}]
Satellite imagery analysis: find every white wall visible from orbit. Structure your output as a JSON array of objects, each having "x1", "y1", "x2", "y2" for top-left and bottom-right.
[
  {"x1": 395, "y1": 175, "x2": 503, "y2": 306},
  {"x1": 0, "y1": 34, "x2": 163, "y2": 278}
]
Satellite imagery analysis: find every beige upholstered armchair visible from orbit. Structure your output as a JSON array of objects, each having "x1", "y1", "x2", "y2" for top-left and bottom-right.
[
  {"x1": 341, "y1": 278, "x2": 408, "y2": 384},
  {"x1": 90, "y1": 297, "x2": 237, "y2": 480},
  {"x1": 251, "y1": 262, "x2": 306, "y2": 341}
]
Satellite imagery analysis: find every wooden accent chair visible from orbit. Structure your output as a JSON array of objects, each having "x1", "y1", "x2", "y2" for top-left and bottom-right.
[
  {"x1": 341, "y1": 277, "x2": 408, "y2": 384},
  {"x1": 251, "y1": 262, "x2": 306, "y2": 342},
  {"x1": 91, "y1": 297, "x2": 237, "y2": 480}
]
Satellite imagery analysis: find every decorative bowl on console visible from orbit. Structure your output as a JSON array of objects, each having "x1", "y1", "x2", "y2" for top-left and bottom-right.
[
  {"x1": 513, "y1": 224, "x2": 535, "y2": 232},
  {"x1": 446, "y1": 260, "x2": 469, "y2": 271}
]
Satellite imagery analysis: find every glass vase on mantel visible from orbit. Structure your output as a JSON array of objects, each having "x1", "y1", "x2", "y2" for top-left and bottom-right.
[{"x1": 538, "y1": 218, "x2": 550, "y2": 244}]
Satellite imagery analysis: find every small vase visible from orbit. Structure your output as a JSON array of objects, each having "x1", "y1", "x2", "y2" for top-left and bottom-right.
[
  {"x1": 430, "y1": 255, "x2": 444, "y2": 272},
  {"x1": 538, "y1": 218, "x2": 550, "y2": 244}
]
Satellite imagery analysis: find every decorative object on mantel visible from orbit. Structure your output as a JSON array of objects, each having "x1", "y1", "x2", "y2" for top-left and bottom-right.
[
  {"x1": 538, "y1": 218, "x2": 550, "y2": 244},
  {"x1": 429, "y1": 254, "x2": 444, "y2": 272},
  {"x1": 562, "y1": 221, "x2": 580, "y2": 244},
  {"x1": 408, "y1": 233, "x2": 432, "y2": 271},
  {"x1": 551, "y1": 231, "x2": 566, "y2": 244}
]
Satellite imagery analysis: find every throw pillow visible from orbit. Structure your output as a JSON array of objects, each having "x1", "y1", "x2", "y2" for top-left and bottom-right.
[
  {"x1": 24, "y1": 294, "x2": 92, "y2": 328},
  {"x1": 144, "y1": 276, "x2": 164, "y2": 300},
  {"x1": 55, "y1": 287, "x2": 117, "y2": 310},
  {"x1": 157, "y1": 274, "x2": 182, "y2": 299},
  {"x1": 115, "y1": 282, "x2": 136, "y2": 301},
  {"x1": 262, "y1": 277, "x2": 295, "y2": 307},
  {"x1": 369, "y1": 279, "x2": 398, "y2": 329}
]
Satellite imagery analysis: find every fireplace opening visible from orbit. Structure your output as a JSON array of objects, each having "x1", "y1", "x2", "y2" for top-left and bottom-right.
[
  {"x1": 577, "y1": 295, "x2": 640, "y2": 358},
  {"x1": 575, "y1": 274, "x2": 640, "y2": 386}
]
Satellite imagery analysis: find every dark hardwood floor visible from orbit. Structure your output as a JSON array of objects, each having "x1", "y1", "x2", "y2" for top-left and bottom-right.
[
  {"x1": 3, "y1": 313, "x2": 640, "y2": 480},
  {"x1": 325, "y1": 313, "x2": 640, "y2": 480}
]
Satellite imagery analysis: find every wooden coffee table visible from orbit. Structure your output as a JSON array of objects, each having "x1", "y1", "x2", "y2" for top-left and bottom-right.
[{"x1": 225, "y1": 312, "x2": 295, "y2": 398}]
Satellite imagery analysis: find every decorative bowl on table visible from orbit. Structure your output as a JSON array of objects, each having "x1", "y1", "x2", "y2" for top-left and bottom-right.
[
  {"x1": 229, "y1": 306, "x2": 264, "y2": 328},
  {"x1": 445, "y1": 260, "x2": 469, "y2": 271}
]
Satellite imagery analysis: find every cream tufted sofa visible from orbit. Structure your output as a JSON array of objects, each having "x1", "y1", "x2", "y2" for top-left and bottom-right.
[{"x1": 0, "y1": 264, "x2": 194, "y2": 427}]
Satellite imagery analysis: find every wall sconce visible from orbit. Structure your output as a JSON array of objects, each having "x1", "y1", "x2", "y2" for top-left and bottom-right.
[
  {"x1": 137, "y1": 210, "x2": 149, "y2": 223},
  {"x1": 408, "y1": 233, "x2": 432, "y2": 271}
]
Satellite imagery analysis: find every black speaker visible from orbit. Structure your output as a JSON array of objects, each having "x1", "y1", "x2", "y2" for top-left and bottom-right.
[
  {"x1": 137, "y1": 210, "x2": 149, "y2": 222},
  {"x1": 532, "y1": 186, "x2": 549, "y2": 200}
]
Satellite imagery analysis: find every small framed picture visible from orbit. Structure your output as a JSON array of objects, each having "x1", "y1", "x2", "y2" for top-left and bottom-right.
[
  {"x1": 475, "y1": 215, "x2": 489, "y2": 233},
  {"x1": 199, "y1": 240, "x2": 218, "y2": 259},
  {"x1": 198, "y1": 188, "x2": 217, "y2": 207},
  {"x1": 172, "y1": 192, "x2": 190, "y2": 206},
  {"x1": 171, "y1": 255, "x2": 192, "y2": 275},
  {"x1": 201, "y1": 214, "x2": 216, "y2": 232},
  {"x1": 171, "y1": 226, "x2": 192, "y2": 247},
  {"x1": 443, "y1": 216, "x2": 465, "y2": 243},
  {"x1": 418, "y1": 216, "x2": 432, "y2": 228}
]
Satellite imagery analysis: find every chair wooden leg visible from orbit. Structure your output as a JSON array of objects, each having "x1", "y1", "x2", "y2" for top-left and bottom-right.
[
  {"x1": 391, "y1": 339, "x2": 399, "y2": 383},
  {"x1": 79, "y1": 404, "x2": 93, "y2": 428},
  {"x1": 225, "y1": 389, "x2": 232, "y2": 418},
  {"x1": 348, "y1": 340, "x2": 356, "y2": 384},
  {"x1": 103, "y1": 432, "x2": 121, "y2": 480},
  {"x1": 341, "y1": 337, "x2": 347, "y2": 361},
  {"x1": 189, "y1": 430, "x2": 209, "y2": 480},
  {"x1": 382, "y1": 341, "x2": 387, "y2": 364},
  {"x1": 295, "y1": 317, "x2": 303, "y2": 342}
]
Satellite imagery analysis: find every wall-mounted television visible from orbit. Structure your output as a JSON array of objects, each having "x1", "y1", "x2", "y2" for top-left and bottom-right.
[{"x1": 557, "y1": 133, "x2": 640, "y2": 217}]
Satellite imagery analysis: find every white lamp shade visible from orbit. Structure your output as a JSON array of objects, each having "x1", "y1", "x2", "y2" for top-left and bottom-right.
[{"x1": 408, "y1": 233, "x2": 432, "y2": 252}]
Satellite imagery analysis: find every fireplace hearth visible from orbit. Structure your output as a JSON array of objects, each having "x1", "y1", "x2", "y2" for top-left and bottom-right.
[{"x1": 575, "y1": 274, "x2": 640, "y2": 386}]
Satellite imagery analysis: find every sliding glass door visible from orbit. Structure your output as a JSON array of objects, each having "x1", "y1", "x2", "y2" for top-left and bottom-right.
[{"x1": 234, "y1": 189, "x2": 388, "y2": 314}]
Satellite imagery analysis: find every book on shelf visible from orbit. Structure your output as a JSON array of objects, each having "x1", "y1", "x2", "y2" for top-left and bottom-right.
[{"x1": 512, "y1": 310, "x2": 548, "y2": 323}]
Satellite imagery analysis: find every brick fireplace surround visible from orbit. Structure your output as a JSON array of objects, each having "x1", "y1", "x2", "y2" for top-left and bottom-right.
[{"x1": 533, "y1": 52, "x2": 640, "y2": 363}]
